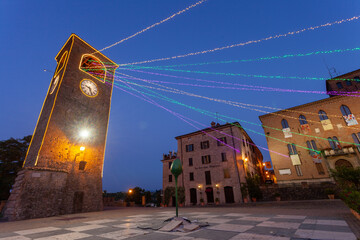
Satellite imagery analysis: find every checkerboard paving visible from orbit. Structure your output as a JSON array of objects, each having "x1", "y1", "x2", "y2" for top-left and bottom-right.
[{"x1": 0, "y1": 211, "x2": 357, "y2": 240}]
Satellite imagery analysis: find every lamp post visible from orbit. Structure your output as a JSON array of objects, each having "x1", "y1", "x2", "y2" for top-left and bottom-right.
[{"x1": 170, "y1": 158, "x2": 182, "y2": 218}]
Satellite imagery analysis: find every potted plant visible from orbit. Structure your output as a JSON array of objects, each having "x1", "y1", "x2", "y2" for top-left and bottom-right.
[
  {"x1": 200, "y1": 198, "x2": 204, "y2": 206},
  {"x1": 245, "y1": 172, "x2": 263, "y2": 203},
  {"x1": 324, "y1": 188, "x2": 335, "y2": 199},
  {"x1": 241, "y1": 184, "x2": 249, "y2": 203},
  {"x1": 215, "y1": 198, "x2": 220, "y2": 205},
  {"x1": 178, "y1": 187, "x2": 185, "y2": 207},
  {"x1": 274, "y1": 192, "x2": 281, "y2": 201}
]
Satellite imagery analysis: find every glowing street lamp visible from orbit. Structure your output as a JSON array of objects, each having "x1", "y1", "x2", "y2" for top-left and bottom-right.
[
  {"x1": 80, "y1": 146, "x2": 86, "y2": 151},
  {"x1": 79, "y1": 129, "x2": 90, "y2": 139},
  {"x1": 128, "y1": 189, "x2": 133, "y2": 194},
  {"x1": 244, "y1": 158, "x2": 248, "y2": 162}
]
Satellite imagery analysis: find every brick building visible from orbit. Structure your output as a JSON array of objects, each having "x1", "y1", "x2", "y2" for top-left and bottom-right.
[
  {"x1": 259, "y1": 69, "x2": 360, "y2": 185},
  {"x1": 162, "y1": 122, "x2": 264, "y2": 206}
]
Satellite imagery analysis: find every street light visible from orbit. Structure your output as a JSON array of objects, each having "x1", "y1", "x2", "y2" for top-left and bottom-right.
[
  {"x1": 80, "y1": 146, "x2": 85, "y2": 151},
  {"x1": 128, "y1": 189, "x2": 133, "y2": 194},
  {"x1": 244, "y1": 158, "x2": 248, "y2": 162},
  {"x1": 79, "y1": 129, "x2": 90, "y2": 139}
]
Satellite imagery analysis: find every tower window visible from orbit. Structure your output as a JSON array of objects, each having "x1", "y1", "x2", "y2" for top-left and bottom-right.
[{"x1": 80, "y1": 55, "x2": 106, "y2": 82}]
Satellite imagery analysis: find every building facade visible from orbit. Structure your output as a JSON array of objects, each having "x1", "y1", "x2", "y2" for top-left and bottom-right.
[
  {"x1": 162, "y1": 122, "x2": 264, "y2": 206},
  {"x1": 259, "y1": 69, "x2": 360, "y2": 185}
]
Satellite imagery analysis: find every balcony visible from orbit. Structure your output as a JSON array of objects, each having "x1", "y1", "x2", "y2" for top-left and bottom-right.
[{"x1": 323, "y1": 146, "x2": 356, "y2": 157}]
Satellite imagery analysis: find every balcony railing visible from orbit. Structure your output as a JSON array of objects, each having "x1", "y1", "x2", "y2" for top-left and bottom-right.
[{"x1": 322, "y1": 146, "x2": 356, "y2": 157}]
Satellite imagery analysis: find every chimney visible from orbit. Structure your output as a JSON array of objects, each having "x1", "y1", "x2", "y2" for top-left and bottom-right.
[{"x1": 211, "y1": 121, "x2": 216, "y2": 127}]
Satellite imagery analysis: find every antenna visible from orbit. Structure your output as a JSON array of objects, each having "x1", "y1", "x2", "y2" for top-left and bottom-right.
[{"x1": 322, "y1": 58, "x2": 339, "y2": 78}]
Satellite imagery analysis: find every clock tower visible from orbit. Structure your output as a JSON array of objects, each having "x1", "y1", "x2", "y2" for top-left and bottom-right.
[{"x1": 4, "y1": 34, "x2": 118, "y2": 220}]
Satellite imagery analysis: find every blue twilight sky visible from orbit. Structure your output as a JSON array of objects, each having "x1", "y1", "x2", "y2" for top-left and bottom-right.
[{"x1": 1, "y1": 1, "x2": 360, "y2": 192}]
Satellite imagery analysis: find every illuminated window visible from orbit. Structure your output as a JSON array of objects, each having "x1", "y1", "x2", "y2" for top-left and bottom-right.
[
  {"x1": 80, "y1": 55, "x2": 106, "y2": 82},
  {"x1": 299, "y1": 115, "x2": 307, "y2": 125},
  {"x1": 318, "y1": 110, "x2": 328, "y2": 120},
  {"x1": 281, "y1": 119, "x2": 289, "y2": 128},
  {"x1": 201, "y1": 155, "x2": 211, "y2": 164},
  {"x1": 223, "y1": 169, "x2": 230, "y2": 178}
]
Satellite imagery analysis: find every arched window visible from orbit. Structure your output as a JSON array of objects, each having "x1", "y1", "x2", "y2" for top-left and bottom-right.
[
  {"x1": 340, "y1": 105, "x2": 352, "y2": 116},
  {"x1": 281, "y1": 119, "x2": 289, "y2": 129},
  {"x1": 79, "y1": 55, "x2": 106, "y2": 82},
  {"x1": 318, "y1": 110, "x2": 328, "y2": 121},
  {"x1": 336, "y1": 82, "x2": 343, "y2": 89},
  {"x1": 306, "y1": 140, "x2": 318, "y2": 152},
  {"x1": 299, "y1": 115, "x2": 307, "y2": 125},
  {"x1": 328, "y1": 136, "x2": 341, "y2": 150},
  {"x1": 351, "y1": 133, "x2": 360, "y2": 152},
  {"x1": 287, "y1": 144, "x2": 297, "y2": 155}
]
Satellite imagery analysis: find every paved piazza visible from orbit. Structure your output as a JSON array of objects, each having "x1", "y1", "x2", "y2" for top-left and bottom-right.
[{"x1": 0, "y1": 200, "x2": 359, "y2": 240}]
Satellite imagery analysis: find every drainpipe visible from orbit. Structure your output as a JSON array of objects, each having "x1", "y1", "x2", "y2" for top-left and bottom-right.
[{"x1": 230, "y1": 125, "x2": 242, "y2": 200}]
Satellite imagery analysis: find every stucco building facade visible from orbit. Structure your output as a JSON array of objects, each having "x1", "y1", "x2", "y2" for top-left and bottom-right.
[
  {"x1": 259, "y1": 69, "x2": 360, "y2": 185},
  {"x1": 162, "y1": 122, "x2": 264, "y2": 206}
]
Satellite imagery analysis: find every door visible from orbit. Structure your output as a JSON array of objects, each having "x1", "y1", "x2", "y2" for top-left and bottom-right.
[
  {"x1": 73, "y1": 191, "x2": 84, "y2": 213},
  {"x1": 206, "y1": 187, "x2": 214, "y2": 203},
  {"x1": 224, "y1": 186, "x2": 235, "y2": 203},
  {"x1": 190, "y1": 188, "x2": 197, "y2": 205}
]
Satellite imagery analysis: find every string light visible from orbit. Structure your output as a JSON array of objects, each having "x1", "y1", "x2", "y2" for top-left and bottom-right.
[
  {"x1": 114, "y1": 77, "x2": 327, "y2": 153},
  {"x1": 96, "y1": 0, "x2": 208, "y2": 53},
  {"x1": 143, "y1": 47, "x2": 360, "y2": 68},
  {"x1": 119, "y1": 15, "x2": 360, "y2": 66},
  {"x1": 115, "y1": 72, "x2": 360, "y2": 135},
  {"x1": 118, "y1": 72, "x2": 360, "y2": 97},
  {"x1": 120, "y1": 66, "x2": 360, "y2": 83}
]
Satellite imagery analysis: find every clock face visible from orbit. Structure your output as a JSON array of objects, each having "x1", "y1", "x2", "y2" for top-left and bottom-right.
[
  {"x1": 49, "y1": 75, "x2": 60, "y2": 95},
  {"x1": 80, "y1": 79, "x2": 98, "y2": 97}
]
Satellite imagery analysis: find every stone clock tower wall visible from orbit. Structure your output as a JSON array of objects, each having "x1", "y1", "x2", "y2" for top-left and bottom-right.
[{"x1": 3, "y1": 34, "x2": 118, "y2": 221}]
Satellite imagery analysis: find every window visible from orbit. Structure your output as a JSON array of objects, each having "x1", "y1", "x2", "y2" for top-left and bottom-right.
[
  {"x1": 299, "y1": 115, "x2": 307, "y2": 125},
  {"x1": 169, "y1": 175, "x2": 172, "y2": 182},
  {"x1": 281, "y1": 119, "x2": 289, "y2": 128},
  {"x1": 336, "y1": 82, "x2": 343, "y2": 89},
  {"x1": 186, "y1": 144, "x2": 194, "y2": 152},
  {"x1": 205, "y1": 171, "x2": 212, "y2": 185},
  {"x1": 79, "y1": 55, "x2": 106, "y2": 82},
  {"x1": 189, "y1": 158, "x2": 193, "y2": 166},
  {"x1": 328, "y1": 136, "x2": 341, "y2": 150},
  {"x1": 351, "y1": 133, "x2": 360, "y2": 151},
  {"x1": 190, "y1": 172, "x2": 194, "y2": 181},
  {"x1": 200, "y1": 141, "x2": 210, "y2": 149},
  {"x1": 355, "y1": 76, "x2": 360, "y2": 82},
  {"x1": 223, "y1": 169, "x2": 230, "y2": 178},
  {"x1": 295, "y1": 165, "x2": 303, "y2": 176},
  {"x1": 221, "y1": 152, "x2": 227, "y2": 162},
  {"x1": 340, "y1": 105, "x2": 352, "y2": 116},
  {"x1": 318, "y1": 110, "x2": 328, "y2": 121},
  {"x1": 217, "y1": 137, "x2": 227, "y2": 146},
  {"x1": 242, "y1": 140, "x2": 245, "y2": 147},
  {"x1": 168, "y1": 162, "x2": 172, "y2": 169},
  {"x1": 287, "y1": 144, "x2": 298, "y2": 155},
  {"x1": 306, "y1": 140, "x2": 318, "y2": 154},
  {"x1": 345, "y1": 80, "x2": 352, "y2": 86},
  {"x1": 202, "y1": 155, "x2": 211, "y2": 164},
  {"x1": 315, "y1": 163, "x2": 325, "y2": 175}
]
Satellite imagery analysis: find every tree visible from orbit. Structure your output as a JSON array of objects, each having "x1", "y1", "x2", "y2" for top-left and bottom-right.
[
  {"x1": 245, "y1": 172, "x2": 262, "y2": 200},
  {"x1": 0, "y1": 135, "x2": 31, "y2": 200}
]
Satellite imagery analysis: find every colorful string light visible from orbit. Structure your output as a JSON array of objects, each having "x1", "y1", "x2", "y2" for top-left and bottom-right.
[
  {"x1": 119, "y1": 15, "x2": 360, "y2": 66},
  {"x1": 114, "y1": 75, "x2": 360, "y2": 148},
  {"x1": 116, "y1": 72, "x2": 360, "y2": 134},
  {"x1": 96, "y1": 0, "x2": 208, "y2": 53}
]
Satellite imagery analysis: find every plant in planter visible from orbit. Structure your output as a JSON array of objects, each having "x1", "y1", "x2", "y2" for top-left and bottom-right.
[
  {"x1": 245, "y1": 172, "x2": 262, "y2": 202},
  {"x1": 200, "y1": 198, "x2": 204, "y2": 206},
  {"x1": 240, "y1": 184, "x2": 249, "y2": 203},
  {"x1": 178, "y1": 187, "x2": 185, "y2": 207},
  {"x1": 164, "y1": 187, "x2": 175, "y2": 207},
  {"x1": 215, "y1": 198, "x2": 220, "y2": 205},
  {"x1": 274, "y1": 192, "x2": 281, "y2": 201},
  {"x1": 324, "y1": 188, "x2": 335, "y2": 199}
]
